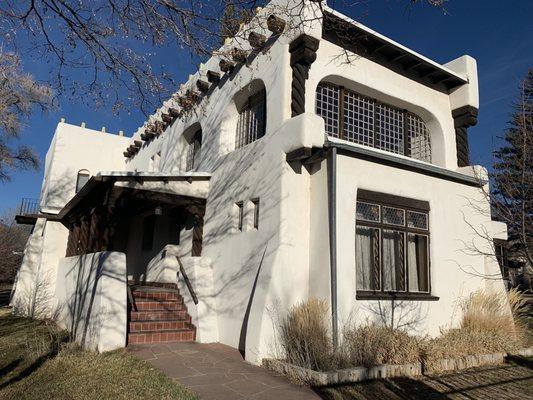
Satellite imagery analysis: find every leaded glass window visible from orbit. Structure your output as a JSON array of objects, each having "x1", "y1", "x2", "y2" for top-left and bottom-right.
[{"x1": 316, "y1": 82, "x2": 432, "y2": 163}]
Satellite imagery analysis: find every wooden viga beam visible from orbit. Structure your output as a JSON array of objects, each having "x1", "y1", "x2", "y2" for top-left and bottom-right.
[
  {"x1": 219, "y1": 59, "x2": 235, "y2": 74},
  {"x1": 154, "y1": 121, "x2": 165, "y2": 134},
  {"x1": 196, "y1": 79, "x2": 210, "y2": 93},
  {"x1": 168, "y1": 107, "x2": 181, "y2": 118},
  {"x1": 249, "y1": 32, "x2": 266, "y2": 49},
  {"x1": 207, "y1": 70, "x2": 220, "y2": 83},
  {"x1": 161, "y1": 113, "x2": 172, "y2": 124},
  {"x1": 231, "y1": 48, "x2": 247, "y2": 64},
  {"x1": 134, "y1": 140, "x2": 142, "y2": 148},
  {"x1": 123, "y1": 151, "x2": 131, "y2": 158},
  {"x1": 267, "y1": 15, "x2": 286, "y2": 34}
]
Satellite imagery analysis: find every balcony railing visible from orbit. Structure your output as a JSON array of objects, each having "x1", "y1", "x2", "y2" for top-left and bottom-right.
[{"x1": 17, "y1": 198, "x2": 40, "y2": 218}]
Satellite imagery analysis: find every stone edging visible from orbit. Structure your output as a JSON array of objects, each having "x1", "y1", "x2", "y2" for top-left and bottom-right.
[{"x1": 262, "y1": 347, "x2": 533, "y2": 386}]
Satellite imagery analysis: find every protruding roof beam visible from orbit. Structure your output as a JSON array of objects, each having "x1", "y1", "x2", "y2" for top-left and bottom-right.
[
  {"x1": 219, "y1": 59, "x2": 235, "y2": 73},
  {"x1": 231, "y1": 48, "x2": 247, "y2": 64},
  {"x1": 196, "y1": 80, "x2": 210, "y2": 93},
  {"x1": 267, "y1": 15, "x2": 286, "y2": 34},
  {"x1": 161, "y1": 113, "x2": 172, "y2": 124},
  {"x1": 168, "y1": 108, "x2": 181, "y2": 118},
  {"x1": 207, "y1": 70, "x2": 220, "y2": 83},
  {"x1": 134, "y1": 140, "x2": 142, "y2": 148},
  {"x1": 249, "y1": 32, "x2": 266, "y2": 49},
  {"x1": 123, "y1": 151, "x2": 130, "y2": 158},
  {"x1": 154, "y1": 121, "x2": 165, "y2": 134}
]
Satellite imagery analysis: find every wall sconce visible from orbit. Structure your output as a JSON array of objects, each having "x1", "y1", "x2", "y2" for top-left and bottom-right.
[{"x1": 154, "y1": 206, "x2": 162, "y2": 216}]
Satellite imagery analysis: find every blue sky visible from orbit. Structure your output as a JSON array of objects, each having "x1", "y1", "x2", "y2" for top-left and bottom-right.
[{"x1": 1, "y1": 0, "x2": 532, "y2": 214}]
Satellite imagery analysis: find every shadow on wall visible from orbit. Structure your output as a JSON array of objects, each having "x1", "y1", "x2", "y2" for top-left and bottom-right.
[{"x1": 55, "y1": 251, "x2": 127, "y2": 352}]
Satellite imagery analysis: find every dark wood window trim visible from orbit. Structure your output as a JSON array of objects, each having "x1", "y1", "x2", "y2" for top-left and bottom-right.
[
  {"x1": 236, "y1": 201, "x2": 244, "y2": 231},
  {"x1": 356, "y1": 291, "x2": 439, "y2": 301},
  {"x1": 356, "y1": 190, "x2": 433, "y2": 299},
  {"x1": 251, "y1": 198, "x2": 260, "y2": 229},
  {"x1": 235, "y1": 88, "x2": 267, "y2": 149}
]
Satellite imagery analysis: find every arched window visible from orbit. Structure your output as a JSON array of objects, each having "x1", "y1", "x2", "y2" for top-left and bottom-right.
[
  {"x1": 235, "y1": 87, "x2": 266, "y2": 149},
  {"x1": 316, "y1": 82, "x2": 431, "y2": 162},
  {"x1": 75, "y1": 169, "x2": 90, "y2": 193},
  {"x1": 185, "y1": 128, "x2": 202, "y2": 171}
]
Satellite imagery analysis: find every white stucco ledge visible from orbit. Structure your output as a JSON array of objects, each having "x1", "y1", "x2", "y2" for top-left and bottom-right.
[
  {"x1": 96, "y1": 171, "x2": 212, "y2": 180},
  {"x1": 327, "y1": 138, "x2": 485, "y2": 187},
  {"x1": 276, "y1": 113, "x2": 326, "y2": 154}
]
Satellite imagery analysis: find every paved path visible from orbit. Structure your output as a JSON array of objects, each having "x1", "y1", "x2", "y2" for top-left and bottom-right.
[{"x1": 129, "y1": 342, "x2": 322, "y2": 400}]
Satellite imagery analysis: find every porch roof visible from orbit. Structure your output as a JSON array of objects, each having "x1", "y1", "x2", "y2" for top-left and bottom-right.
[{"x1": 56, "y1": 171, "x2": 211, "y2": 224}]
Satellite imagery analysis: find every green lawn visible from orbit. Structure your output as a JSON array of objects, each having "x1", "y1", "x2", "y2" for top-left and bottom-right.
[{"x1": 0, "y1": 308, "x2": 197, "y2": 400}]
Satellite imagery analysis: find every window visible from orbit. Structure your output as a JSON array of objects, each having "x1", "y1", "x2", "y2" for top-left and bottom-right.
[
  {"x1": 316, "y1": 83, "x2": 431, "y2": 163},
  {"x1": 75, "y1": 170, "x2": 90, "y2": 193},
  {"x1": 185, "y1": 130, "x2": 202, "y2": 171},
  {"x1": 236, "y1": 201, "x2": 244, "y2": 231},
  {"x1": 252, "y1": 198, "x2": 260, "y2": 229},
  {"x1": 235, "y1": 88, "x2": 266, "y2": 149},
  {"x1": 355, "y1": 190, "x2": 431, "y2": 298}
]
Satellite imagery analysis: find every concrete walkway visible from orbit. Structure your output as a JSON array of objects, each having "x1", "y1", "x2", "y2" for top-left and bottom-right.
[{"x1": 129, "y1": 342, "x2": 322, "y2": 400}]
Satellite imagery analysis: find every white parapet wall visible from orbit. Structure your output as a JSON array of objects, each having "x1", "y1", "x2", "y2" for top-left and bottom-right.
[{"x1": 54, "y1": 251, "x2": 127, "y2": 352}]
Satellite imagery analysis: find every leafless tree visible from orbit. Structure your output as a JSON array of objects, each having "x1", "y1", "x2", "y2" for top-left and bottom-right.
[
  {"x1": 0, "y1": 0, "x2": 445, "y2": 116},
  {"x1": 464, "y1": 70, "x2": 532, "y2": 288},
  {"x1": 0, "y1": 209, "x2": 32, "y2": 284},
  {"x1": 0, "y1": 49, "x2": 52, "y2": 181}
]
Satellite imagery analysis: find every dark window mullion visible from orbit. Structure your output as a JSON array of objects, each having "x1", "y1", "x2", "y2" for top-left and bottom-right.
[
  {"x1": 403, "y1": 110, "x2": 411, "y2": 157},
  {"x1": 339, "y1": 86, "x2": 345, "y2": 140}
]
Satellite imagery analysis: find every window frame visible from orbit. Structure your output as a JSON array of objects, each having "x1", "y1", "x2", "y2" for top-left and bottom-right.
[
  {"x1": 75, "y1": 170, "x2": 90, "y2": 193},
  {"x1": 235, "y1": 88, "x2": 267, "y2": 149},
  {"x1": 235, "y1": 201, "x2": 244, "y2": 231},
  {"x1": 355, "y1": 190, "x2": 438, "y2": 301},
  {"x1": 251, "y1": 198, "x2": 260, "y2": 230},
  {"x1": 316, "y1": 83, "x2": 431, "y2": 163},
  {"x1": 185, "y1": 129, "x2": 202, "y2": 172}
]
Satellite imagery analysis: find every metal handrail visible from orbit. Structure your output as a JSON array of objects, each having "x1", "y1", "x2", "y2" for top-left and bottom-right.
[
  {"x1": 127, "y1": 285, "x2": 137, "y2": 311},
  {"x1": 19, "y1": 198, "x2": 40, "y2": 215},
  {"x1": 176, "y1": 255, "x2": 198, "y2": 305}
]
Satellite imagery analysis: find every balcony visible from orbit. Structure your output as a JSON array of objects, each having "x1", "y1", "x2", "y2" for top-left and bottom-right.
[{"x1": 15, "y1": 198, "x2": 40, "y2": 225}]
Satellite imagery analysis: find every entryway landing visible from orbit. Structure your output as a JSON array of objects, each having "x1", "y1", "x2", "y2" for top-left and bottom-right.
[{"x1": 128, "y1": 342, "x2": 322, "y2": 400}]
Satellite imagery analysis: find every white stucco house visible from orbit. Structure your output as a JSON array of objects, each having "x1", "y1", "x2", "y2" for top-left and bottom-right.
[{"x1": 11, "y1": 0, "x2": 507, "y2": 363}]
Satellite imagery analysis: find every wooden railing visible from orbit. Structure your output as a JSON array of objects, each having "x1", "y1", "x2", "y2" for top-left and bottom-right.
[{"x1": 176, "y1": 256, "x2": 198, "y2": 305}]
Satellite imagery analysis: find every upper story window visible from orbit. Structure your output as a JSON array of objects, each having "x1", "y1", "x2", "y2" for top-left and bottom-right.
[
  {"x1": 235, "y1": 88, "x2": 266, "y2": 149},
  {"x1": 316, "y1": 82, "x2": 431, "y2": 163},
  {"x1": 75, "y1": 170, "x2": 90, "y2": 193},
  {"x1": 185, "y1": 129, "x2": 202, "y2": 171},
  {"x1": 355, "y1": 190, "x2": 430, "y2": 298}
]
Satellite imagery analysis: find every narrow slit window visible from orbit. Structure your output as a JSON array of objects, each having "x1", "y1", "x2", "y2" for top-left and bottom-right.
[
  {"x1": 252, "y1": 198, "x2": 260, "y2": 229},
  {"x1": 236, "y1": 201, "x2": 244, "y2": 231},
  {"x1": 185, "y1": 129, "x2": 202, "y2": 171}
]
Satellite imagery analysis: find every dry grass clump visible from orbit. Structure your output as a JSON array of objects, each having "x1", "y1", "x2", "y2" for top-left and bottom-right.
[
  {"x1": 422, "y1": 288, "x2": 530, "y2": 367},
  {"x1": 460, "y1": 288, "x2": 529, "y2": 343},
  {"x1": 279, "y1": 298, "x2": 333, "y2": 371},
  {"x1": 342, "y1": 323, "x2": 421, "y2": 368}
]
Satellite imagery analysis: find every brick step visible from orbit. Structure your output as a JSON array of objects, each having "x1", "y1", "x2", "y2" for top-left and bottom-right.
[
  {"x1": 130, "y1": 310, "x2": 189, "y2": 321},
  {"x1": 129, "y1": 282, "x2": 178, "y2": 290},
  {"x1": 128, "y1": 329, "x2": 196, "y2": 344},
  {"x1": 132, "y1": 291, "x2": 181, "y2": 301},
  {"x1": 129, "y1": 319, "x2": 192, "y2": 333},
  {"x1": 134, "y1": 300, "x2": 185, "y2": 311}
]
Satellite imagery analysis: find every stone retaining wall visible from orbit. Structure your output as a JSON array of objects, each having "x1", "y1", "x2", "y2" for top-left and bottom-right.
[{"x1": 263, "y1": 347, "x2": 533, "y2": 386}]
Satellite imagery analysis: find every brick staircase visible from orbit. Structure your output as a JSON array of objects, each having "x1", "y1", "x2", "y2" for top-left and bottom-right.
[{"x1": 128, "y1": 283, "x2": 196, "y2": 344}]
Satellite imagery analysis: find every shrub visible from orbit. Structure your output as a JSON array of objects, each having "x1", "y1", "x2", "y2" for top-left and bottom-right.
[
  {"x1": 422, "y1": 288, "x2": 530, "y2": 369},
  {"x1": 460, "y1": 288, "x2": 529, "y2": 345},
  {"x1": 279, "y1": 298, "x2": 333, "y2": 371},
  {"x1": 342, "y1": 323, "x2": 421, "y2": 368}
]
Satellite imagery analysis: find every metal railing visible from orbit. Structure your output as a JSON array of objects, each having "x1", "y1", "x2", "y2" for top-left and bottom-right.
[
  {"x1": 176, "y1": 255, "x2": 198, "y2": 305},
  {"x1": 18, "y1": 198, "x2": 40, "y2": 216}
]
